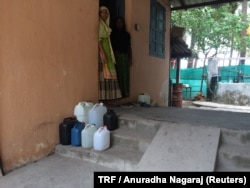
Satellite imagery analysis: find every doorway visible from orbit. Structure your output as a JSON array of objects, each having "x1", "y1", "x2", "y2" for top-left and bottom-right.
[{"x1": 98, "y1": 0, "x2": 126, "y2": 104}]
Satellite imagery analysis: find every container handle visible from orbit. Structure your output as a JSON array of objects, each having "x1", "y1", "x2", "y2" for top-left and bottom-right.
[
  {"x1": 91, "y1": 103, "x2": 100, "y2": 109},
  {"x1": 78, "y1": 101, "x2": 92, "y2": 106},
  {"x1": 63, "y1": 117, "x2": 76, "y2": 122},
  {"x1": 87, "y1": 102, "x2": 94, "y2": 106},
  {"x1": 97, "y1": 126, "x2": 106, "y2": 133},
  {"x1": 75, "y1": 122, "x2": 84, "y2": 128},
  {"x1": 84, "y1": 124, "x2": 92, "y2": 129}
]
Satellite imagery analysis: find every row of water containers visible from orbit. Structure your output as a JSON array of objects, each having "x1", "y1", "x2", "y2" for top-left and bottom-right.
[{"x1": 59, "y1": 102, "x2": 118, "y2": 151}]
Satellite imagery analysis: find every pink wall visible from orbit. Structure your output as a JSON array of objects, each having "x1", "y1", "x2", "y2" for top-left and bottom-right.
[
  {"x1": 0, "y1": 0, "x2": 171, "y2": 173},
  {"x1": 126, "y1": 0, "x2": 171, "y2": 106},
  {"x1": 0, "y1": 0, "x2": 99, "y2": 172}
]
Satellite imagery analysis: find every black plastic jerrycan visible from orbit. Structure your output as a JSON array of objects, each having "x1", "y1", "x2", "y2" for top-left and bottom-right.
[
  {"x1": 103, "y1": 109, "x2": 118, "y2": 131},
  {"x1": 59, "y1": 117, "x2": 77, "y2": 145}
]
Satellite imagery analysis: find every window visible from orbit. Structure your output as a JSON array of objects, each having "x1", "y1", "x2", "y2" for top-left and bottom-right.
[{"x1": 149, "y1": 0, "x2": 166, "y2": 58}]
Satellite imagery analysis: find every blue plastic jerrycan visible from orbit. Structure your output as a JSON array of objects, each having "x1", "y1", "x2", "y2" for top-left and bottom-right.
[{"x1": 71, "y1": 121, "x2": 85, "y2": 146}]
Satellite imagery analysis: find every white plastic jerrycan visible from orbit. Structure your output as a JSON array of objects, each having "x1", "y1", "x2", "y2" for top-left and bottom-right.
[
  {"x1": 138, "y1": 93, "x2": 151, "y2": 105},
  {"x1": 93, "y1": 126, "x2": 110, "y2": 151},
  {"x1": 88, "y1": 102, "x2": 107, "y2": 129},
  {"x1": 74, "y1": 102, "x2": 94, "y2": 123},
  {"x1": 81, "y1": 124, "x2": 97, "y2": 148}
]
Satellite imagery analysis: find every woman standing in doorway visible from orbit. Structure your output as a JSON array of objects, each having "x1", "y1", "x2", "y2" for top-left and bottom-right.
[
  {"x1": 98, "y1": 6, "x2": 122, "y2": 103},
  {"x1": 111, "y1": 16, "x2": 132, "y2": 98}
]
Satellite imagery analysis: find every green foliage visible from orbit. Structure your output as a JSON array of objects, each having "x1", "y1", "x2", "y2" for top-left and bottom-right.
[{"x1": 171, "y1": 3, "x2": 250, "y2": 58}]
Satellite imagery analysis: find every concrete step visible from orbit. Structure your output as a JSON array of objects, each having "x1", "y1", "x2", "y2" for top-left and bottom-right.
[
  {"x1": 215, "y1": 129, "x2": 250, "y2": 171},
  {"x1": 111, "y1": 126, "x2": 156, "y2": 153},
  {"x1": 219, "y1": 129, "x2": 250, "y2": 146},
  {"x1": 55, "y1": 117, "x2": 160, "y2": 171},
  {"x1": 55, "y1": 144, "x2": 142, "y2": 171},
  {"x1": 118, "y1": 116, "x2": 161, "y2": 133},
  {"x1": 215, "y1": 144, "x2": 250, "y2": 171}
]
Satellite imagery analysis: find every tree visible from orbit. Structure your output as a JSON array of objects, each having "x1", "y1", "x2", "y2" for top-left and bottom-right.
[
  {"x1": 239, "y1": 0, "x2": 248, "y2": 65},
  {"x1": 171, "y1": 3, "x2": 250, "y2": 66}
]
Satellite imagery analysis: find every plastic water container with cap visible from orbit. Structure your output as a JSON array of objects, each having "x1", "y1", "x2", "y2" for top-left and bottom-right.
[
  {"x1": 81, "y1": 124, "x2": 97, "y2": 148},
  {"x1": 93, "y1": 126, "x2": 110, "y2": 151},
  {"x1": 88, "y1": 102, "x2": 107, "y2": 129},
  {"x1": 138, "y1": 93, "x2": 151, "y2": 105},
  {"x1": 59, "y1": 117, "x2": 77, "y2": 145},
  {"x1": 74, "y1": 101, "x2": 94, "y2": 123},
  {"x1": 103, "y1": 109, "x2": 118, "y2": 131},
  {"x1": 71, "y1": 121, "x2": 85, "y2": 146}
]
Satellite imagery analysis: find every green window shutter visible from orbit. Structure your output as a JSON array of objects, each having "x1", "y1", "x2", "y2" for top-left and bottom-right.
[{"x1": 149, "y1": 0, "x2": 166, "y2": 58}]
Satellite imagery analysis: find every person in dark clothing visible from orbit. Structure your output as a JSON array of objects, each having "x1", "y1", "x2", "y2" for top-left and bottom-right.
[{"x1": 111, "y1": 16, "x2": 132, "y2": 98}]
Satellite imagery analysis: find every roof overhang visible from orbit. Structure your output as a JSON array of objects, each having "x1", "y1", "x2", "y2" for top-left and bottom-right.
[{"x1": 170, "y1": 0, "x2": 243, "y2": 11}]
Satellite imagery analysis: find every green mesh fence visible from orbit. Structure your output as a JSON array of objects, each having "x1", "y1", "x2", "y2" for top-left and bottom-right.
[{"x1": 170, "y1": 65, "x2": 250, "y2": 100}]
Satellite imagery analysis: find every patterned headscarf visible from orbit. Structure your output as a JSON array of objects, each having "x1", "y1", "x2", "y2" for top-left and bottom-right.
[
  {"x1": 98, "y1": 6, "x2": 115, "y2": 64},
  {"x1": 99, "y1": 6, "x2": 112, "y2": 39}
]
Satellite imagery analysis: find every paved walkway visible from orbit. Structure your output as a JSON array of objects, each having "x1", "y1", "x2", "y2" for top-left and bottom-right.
[
  {"x1": 190, "y1": 101, "x2": 250, "y2": 113},
  {"x1": 0, "y1": 154, "x2": 113, "y2": 188}
]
